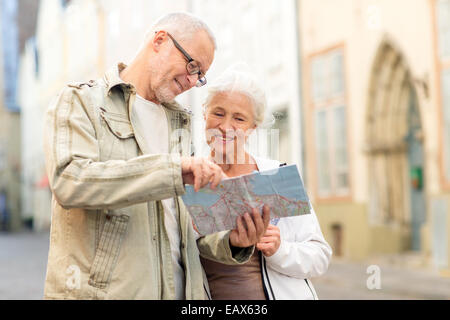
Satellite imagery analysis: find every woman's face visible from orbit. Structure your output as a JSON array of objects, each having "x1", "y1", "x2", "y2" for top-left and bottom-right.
[{"x1": 204, "y1": 91, "x2": 257, "y2": 160}]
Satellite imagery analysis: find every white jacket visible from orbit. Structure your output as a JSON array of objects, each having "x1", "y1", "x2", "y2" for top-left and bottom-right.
[{"x1": 255, "y1": 156, "x2": 332, "y2": 300}]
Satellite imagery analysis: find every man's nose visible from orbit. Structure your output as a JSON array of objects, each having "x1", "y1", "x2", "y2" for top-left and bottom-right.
[{"x1": 186, "y1": 74, "x2": 198, "y2": 88}]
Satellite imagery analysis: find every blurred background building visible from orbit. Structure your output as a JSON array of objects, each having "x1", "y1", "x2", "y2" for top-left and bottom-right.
[
  {"x1": 0, "y1": 0, "x2": 449, "y2": 279},
  {"x1": 0, "y1": 0, "x2": 40, "y2": 232},
  {"x1": 299, "y1": 0, "x2": 450, "y2": 276}
]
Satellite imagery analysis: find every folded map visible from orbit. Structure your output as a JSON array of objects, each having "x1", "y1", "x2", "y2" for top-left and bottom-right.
[{"x1": 181, "y1": 164, "x2": 311, "y2": 236}]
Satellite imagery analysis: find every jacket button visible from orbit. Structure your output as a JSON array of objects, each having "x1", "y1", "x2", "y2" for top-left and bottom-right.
[
  {"x1": 116, "y1": 131, "x2": 122, "y2": 137},
  {"x1": 181, "y1": 242, "x2": 185, "y2": 249}
]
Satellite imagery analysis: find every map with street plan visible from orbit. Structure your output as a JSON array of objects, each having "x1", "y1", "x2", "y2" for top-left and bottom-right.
[{"x1": 181, "y1": 164, "x2": 311, "y2": 235}]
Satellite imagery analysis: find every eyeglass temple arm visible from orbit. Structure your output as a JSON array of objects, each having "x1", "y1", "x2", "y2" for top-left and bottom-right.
[{"x1": 166, "y1": 32, "x2": 194, "y2": 62}]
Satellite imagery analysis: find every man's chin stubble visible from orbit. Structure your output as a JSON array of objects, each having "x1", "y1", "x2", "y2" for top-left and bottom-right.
[{"x1": 155, "y1": 86, "x2": 176, "y2": 104}]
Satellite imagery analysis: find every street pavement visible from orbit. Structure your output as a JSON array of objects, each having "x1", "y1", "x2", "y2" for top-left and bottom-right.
[
  {"x1": 0, "y1": 231, "x2": 49, "y2": 300},
  {"x1": 312, "y1": 257, "x2": 450, "y2": 300},
  {"x1": 1, "y1": 230, "x2": 449, "y2": 300}
]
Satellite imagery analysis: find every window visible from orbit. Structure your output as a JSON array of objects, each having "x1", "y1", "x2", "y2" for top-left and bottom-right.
[
  {"x1": 436, "y1": 0, "x2": 450, "y2": 184},
  {"x1": 315, "y1": 110, "x2": 331, "y2": 193},
  {"x1": 310, "y1": 47, "x2": 349, "y2": 197},
  {"x1": 330, "y1": 51, "x2": 345, "y2": 96},
  {"x1": 311, "y1": 56, "x2": 326, "y2": 102},
  {"x1": 334, "y1": 106, "x2": 349, "y2": 190}
]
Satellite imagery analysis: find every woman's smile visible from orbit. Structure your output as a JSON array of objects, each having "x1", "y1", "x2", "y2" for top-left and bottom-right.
[{"x1": 215, "y1": 135, "x2": 235, "y2": 143}]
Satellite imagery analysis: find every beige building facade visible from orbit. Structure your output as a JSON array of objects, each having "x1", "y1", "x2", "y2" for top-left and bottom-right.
[{"x1": 299, "y1": 0, "x2": 450, "y2": 273}]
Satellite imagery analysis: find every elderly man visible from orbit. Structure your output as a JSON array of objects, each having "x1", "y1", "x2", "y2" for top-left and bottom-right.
[{"x1": 43, "y1": 12, "x2": 269, "y2": 300}]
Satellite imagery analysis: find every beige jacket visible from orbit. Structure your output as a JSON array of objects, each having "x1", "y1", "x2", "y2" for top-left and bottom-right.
[{"x1": 43, "y1": 63, "x2": 252, "y2": 300}]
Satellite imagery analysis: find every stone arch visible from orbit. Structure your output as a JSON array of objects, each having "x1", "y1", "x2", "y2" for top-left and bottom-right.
[{"x1": 365, "y1": 39, "x2": 424, "y2": 245}]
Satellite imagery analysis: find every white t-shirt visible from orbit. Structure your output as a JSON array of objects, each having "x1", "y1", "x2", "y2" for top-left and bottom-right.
[{"x1": 132, "y1": 94, "x2": 185, "y2": 300}]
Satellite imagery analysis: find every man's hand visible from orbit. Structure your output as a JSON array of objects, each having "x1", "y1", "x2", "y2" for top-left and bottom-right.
[
  {"x1": 256, "y1": 224, "x2": 281, "y2": 257},
  {"x1": 181, "y1": 156, "x2": 226, "y2": 192},
  {"x1": 229, "y1": 205, "x2": 271, "y2": 248}
]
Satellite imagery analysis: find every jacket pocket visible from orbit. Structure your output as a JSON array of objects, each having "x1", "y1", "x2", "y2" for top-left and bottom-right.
[
  {"x1": 88, "y1": 214, "x2": 129, "y2": 290},
  {"x1": 100, "y1": 109, "x2": 135, "y2": 139},
  {"x1": 99, "y1": 109, "x2": 138, "y2": 160}
]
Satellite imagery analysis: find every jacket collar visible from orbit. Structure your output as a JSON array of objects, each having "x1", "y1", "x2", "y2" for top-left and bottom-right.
[{"x1": 104, "y1": 62, "x2": 134, "y2": 94}]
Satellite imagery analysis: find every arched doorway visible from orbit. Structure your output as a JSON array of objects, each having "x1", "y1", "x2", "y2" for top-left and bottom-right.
[{"x1": 366, "y1": 41, "x2": 426, "y2": 252}]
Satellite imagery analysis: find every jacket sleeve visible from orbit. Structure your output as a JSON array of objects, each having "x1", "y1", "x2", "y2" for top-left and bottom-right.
[
  {"x1": 43, "y1": 86, "x2": 186, "y2": 210},
  {"x1": 197, "y1": 231, "x2": 254, "y2": 265},
  {"x1": 264, "y1": 205, "x2": 332, "y2": 279}
]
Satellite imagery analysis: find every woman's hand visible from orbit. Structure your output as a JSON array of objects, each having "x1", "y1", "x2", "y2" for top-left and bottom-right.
[
  {"x1": 229, "y1": 205, "x2": 270, "y2": 248},
  {"x1": 256, "y1": 224, "x2": 281, "y2": 257}
]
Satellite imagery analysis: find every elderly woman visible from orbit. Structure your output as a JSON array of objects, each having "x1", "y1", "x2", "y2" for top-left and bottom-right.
[{"x1": 199, "y1": 68, "x2": 332, "y2": 300}]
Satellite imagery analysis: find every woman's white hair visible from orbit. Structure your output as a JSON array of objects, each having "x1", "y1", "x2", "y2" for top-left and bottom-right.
[
  {"x1": 144, "y1": 12, "x2": 217, "y2": 49},
  {"x1": 204, "y1": 64, "x2": 273, "y2": 127}
]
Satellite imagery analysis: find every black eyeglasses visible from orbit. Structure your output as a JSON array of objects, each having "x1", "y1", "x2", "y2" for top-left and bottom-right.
[{"x1": 166, "y1": 32, "x2": 207, "y2": 87}]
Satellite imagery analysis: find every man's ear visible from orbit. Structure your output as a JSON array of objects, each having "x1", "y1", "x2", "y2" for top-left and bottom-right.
[{"x1": 151, "y1": 30, "x2": 168, "y2": 53}]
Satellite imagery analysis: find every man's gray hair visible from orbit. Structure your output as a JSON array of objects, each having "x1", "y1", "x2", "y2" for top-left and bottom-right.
[
  {"x1": 204, "y1": 65, "x2": 273, "y2": 127},
  {"x1": 145, "y1": 12, "x2": 217, "y2": 49}
]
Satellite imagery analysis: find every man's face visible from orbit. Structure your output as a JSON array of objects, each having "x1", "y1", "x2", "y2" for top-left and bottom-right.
[{"x1": 150, "y1": 30, "x2": 215, "y2": 103}]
